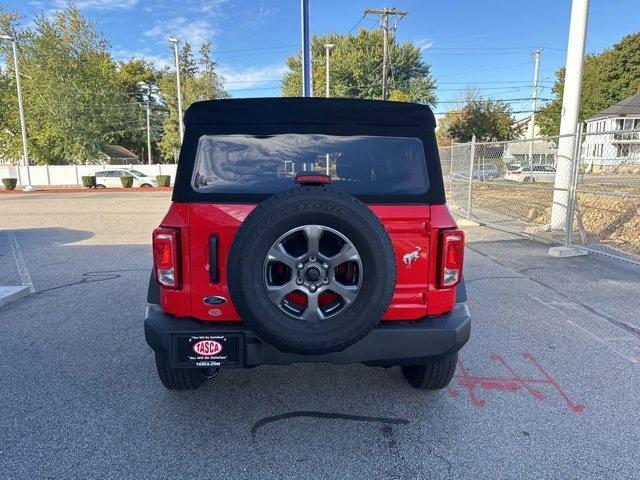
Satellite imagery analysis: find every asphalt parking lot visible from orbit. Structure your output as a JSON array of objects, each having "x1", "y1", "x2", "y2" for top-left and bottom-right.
[{"x1": 1, "y1": 191, "x2": 639, "y2": 480}]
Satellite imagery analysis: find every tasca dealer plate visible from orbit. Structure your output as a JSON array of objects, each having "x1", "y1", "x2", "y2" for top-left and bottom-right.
[{"x1": 175, "y1": 334, "x2": 242, "y2": 368}]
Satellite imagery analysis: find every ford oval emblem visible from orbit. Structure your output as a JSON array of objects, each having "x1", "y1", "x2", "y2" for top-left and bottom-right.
[
  {"x1": 203, "y1": 296, "x2": 227, "y2": 306},
  {"x1": 193, "y1": 340, "x2": 223, "y2": 356}
]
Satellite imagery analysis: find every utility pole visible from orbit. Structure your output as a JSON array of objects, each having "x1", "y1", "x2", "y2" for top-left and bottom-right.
[
  {"x1": 301, "y1": 0, "x2": 312, "y2": 97},
  {"x1": 0, "y1": 34, "x2": 35, "y2": 191},
  {"x1": 168, "y1": 36, "x2": 184, "y2": 141},
  {"x1": 550, "y1": 0, "x2": 589, "y2": 230},
  {"x1": 324, "y1": 43, "x2": 334, "y2": 98},
  {"x1": 138, "y1": 82, "x2": 154, "y2": 164},
  {"x1": 528, "y1": 48, "x2": 542, "y2": 179},
  {"x1": 363, "y1": 7, "x2": 408, "y2": 100}
]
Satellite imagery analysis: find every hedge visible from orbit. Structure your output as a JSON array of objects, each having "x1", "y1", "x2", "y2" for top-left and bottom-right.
[
  {"x1": 156, "y1": 175, "x2": 171, "y2": 187},
  {"x1": 120, "y1": 175, "x2": 134, "y2": 188},
  {"x1": 81, "y1": 176, "x2": 96, "y2": 188},
  {"x1": 2, "y1": 178, "x2": 17, "y2": 190}
]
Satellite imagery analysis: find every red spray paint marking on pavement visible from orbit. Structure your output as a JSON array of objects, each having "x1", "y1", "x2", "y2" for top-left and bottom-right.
[{"x1": 448, "y1": 352, "x2": 585, "y2": 413}]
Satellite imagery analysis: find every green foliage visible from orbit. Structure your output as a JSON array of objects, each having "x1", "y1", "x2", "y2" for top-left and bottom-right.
[
  {"x1": 157, "y1": 41, "x2": 228, "y2": 162},
  {"x1": 120, "y1": 175, "x2": 133, "y2": 188},
  {"x1": 155, "y1": 174, "x2": 170, "y2": 187},
  {"x1": 281, "y1": 29, "x2": 437, "y2": 105},
  {"x1": 113, "y1": 58, "x2": 164, "y2": 160},
  {"x1": 0, "y1": 5, "x2": 227, "y2": 165},
  {"x1": 81, "y1": 175, "x2": 96, "y2": 188},
  {"x1": 2, "y1": 177, "x2": 17, "y2": 190},
  {"x1": 537, "y1": 33, "x2": 640, "y2": 136},
  {"x1": 438, "y1": 92, "x2": 522, "y2": 143},
  {"x1": 0, "y1": 6, "x2": 140, "y2": 164}
]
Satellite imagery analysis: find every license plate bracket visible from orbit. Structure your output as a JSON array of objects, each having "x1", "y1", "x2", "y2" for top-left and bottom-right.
[{"x1": 173, "y1": 334, "x2": 242, "y2": 368}]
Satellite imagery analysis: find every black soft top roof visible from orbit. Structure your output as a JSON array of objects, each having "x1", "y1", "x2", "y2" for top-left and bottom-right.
[
  {"x1": 184, "y1": 97, "x2": 436, "y2": 128},
  {"x1": 173, "y1": 97, "x2": 445, "y2": 204}
]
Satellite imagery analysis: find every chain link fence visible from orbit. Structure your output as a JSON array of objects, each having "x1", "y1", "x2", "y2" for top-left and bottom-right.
[{"x1": 440, "y1": 126, "x2": 640, "y2": 265}]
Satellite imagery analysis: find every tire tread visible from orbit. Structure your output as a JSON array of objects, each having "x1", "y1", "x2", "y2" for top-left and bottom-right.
[
  {"x1": 401, "y1": 355, "x2": 457, "y2": 390},
  {"x1": 154, "y1": 353, "x2": 205, "y2": 391}
]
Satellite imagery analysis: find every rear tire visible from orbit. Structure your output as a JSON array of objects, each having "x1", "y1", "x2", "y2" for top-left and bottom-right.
[
  {"x1": 154, "y1": 352, "x2": 206, "y2": 391},
  {"x1": 96, "y1": 184, "x2": 106, "y2": 189},
  {"x1": 227, "y1": 186, "x2": 396, "y2": 355},
  {"x1": 401, "y1": 355, "x2": 457, "y2": 390}
]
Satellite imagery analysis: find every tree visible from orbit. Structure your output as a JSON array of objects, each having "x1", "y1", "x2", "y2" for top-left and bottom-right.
[
  {"x1": 0, "y1": 5, "x2": 143, "y2": 164},
  {"x1": 437, "y1": 91, "x2": 522, "y2": 143},
  {"x1": 281, "y1": 29, "x2": 437, "y2": 105},
  {"x1": 157, "y1": 41, "x2": 228, "y2": 161},
  {"x1": 114, "y1": 58, "x2": 164, "y2": 161},
  {"x1": 537, "y1": 33, "x2": 640, "y2": 136}
]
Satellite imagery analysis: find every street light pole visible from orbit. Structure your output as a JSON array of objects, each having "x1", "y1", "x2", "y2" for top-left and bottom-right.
[
  {"x1": 146, "y1": 101, "x2": 152, "y2": 165},
  {"x1": 550, "y1": 0, "x2": 590, "y2": 230},
  {"x1": 1, "y1": 34, "x2": 35, "y2": 191},
  {"x1": 301, "y1": 0, "x2": 312, "y2": 97},
  {"x1": 168, "y1": 36, "x2": 184, "y2": 142},
  {"x1": 324, "y1": 43, "x2": 334, "y2": 98}
]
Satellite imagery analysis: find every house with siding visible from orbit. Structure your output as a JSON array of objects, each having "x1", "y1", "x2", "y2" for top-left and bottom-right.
[
  {"x1": 581, "y1": 86, "x2": 640, "y2": 166},
  {"x1": 503, "y1": 115, "x2": 557, "y2": 166}
]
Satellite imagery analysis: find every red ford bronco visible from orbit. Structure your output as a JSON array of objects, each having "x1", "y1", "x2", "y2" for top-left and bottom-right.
[{"x1": 145, "y1": 98, "x2": 470, "y2": 391}]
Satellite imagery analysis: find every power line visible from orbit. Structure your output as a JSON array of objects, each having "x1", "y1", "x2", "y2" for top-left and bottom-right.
[
  {"x1": 438, "y1": 80, "x2": 552, "y2": 85},
  {"x1": 213, "y1": 43, "x2": 299, "y2": 54},
  {"x1": 347, "y1": 13, "x2": 367, "y2": 34},
  {"x1": 434, "y1": 109, "x2": 537, "y2": 115},
  {"x1": 436, "y1": 97, "x2": 552, "y2": 105}
]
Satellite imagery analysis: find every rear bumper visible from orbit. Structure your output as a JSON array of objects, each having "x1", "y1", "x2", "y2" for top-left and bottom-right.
[{"x1": 144, "y1": 303, "x2": 471, "y2": 368}]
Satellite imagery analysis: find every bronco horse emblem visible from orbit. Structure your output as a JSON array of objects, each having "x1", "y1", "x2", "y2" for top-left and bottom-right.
[{"x1": 403, "y1": 247, "x2": 421, "y2": 269}]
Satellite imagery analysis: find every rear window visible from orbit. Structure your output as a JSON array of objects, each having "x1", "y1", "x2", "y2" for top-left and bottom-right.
[{"x1": 191, "y1": 134, "x2": 429, "y2": 196}]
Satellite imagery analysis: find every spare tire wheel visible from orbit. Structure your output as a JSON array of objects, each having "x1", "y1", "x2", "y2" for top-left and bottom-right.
[{"x1": 227, "y1": 186, "x2": 396, "y2": 355}]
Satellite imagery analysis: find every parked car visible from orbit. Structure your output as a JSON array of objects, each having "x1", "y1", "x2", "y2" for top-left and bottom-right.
[
  {"x1": 473, "y1": 162, "x2": 500, "y2": 181},
  {"x1": 94, "y1": 169, "x2": 157, "y2": 188},
  {"x1": 145, "y1": 98, "x2": 470, "y2": 391},
  {"x1": 504, "y1": 164, "x2": 556, "y2": 183}
]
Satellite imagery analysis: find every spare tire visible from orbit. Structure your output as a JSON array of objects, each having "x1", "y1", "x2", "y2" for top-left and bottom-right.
[{"x1": 228, "y1": 186, "x2": 396, "y2": 355}]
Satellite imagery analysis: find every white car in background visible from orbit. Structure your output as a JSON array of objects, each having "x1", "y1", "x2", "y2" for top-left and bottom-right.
[
  {"x1": 95, "y1": 169, "x2": 157, "y2": 188},
  {"x1": 504, "y1": 164, "x2": 556, "y2": 183}
]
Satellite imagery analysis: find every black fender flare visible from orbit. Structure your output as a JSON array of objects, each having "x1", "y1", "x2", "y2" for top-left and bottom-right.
[
  {"x1": 455, "y1": 276, "x2": 467, "y2": 304},
  {"x1": 147, "y1": 270, "x2": 160, "y2": 305}
]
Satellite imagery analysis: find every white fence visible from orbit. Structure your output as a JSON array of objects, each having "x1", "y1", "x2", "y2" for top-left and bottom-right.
[{"x1": 0, "y1": 164, "x2": 178, "y2": 187}]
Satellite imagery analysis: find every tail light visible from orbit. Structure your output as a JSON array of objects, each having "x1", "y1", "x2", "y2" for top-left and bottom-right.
[
  {"x1": 439, "y1": 229, "x2": 464, "y2": 288},
  {"x1": 153, "y1": 227, "x2": 180, "y2": 288}
]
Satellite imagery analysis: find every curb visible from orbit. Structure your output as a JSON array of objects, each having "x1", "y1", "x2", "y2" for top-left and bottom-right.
[{"x1": 0, "y1": 286, "x2": 31, "y2": 308}]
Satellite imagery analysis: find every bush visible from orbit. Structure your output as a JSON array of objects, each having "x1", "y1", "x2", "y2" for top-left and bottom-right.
[
  {"x1": 81, "y1": 175, "x2": 96, "y2": 188},
  {"x1": 120, "y1": 175, "x2": 134, "y2": 188},
  {"x1": 156, "y1": 175, "x2": 171, "y2": 187},
  {"x1": 2, "y1": 178, "x2": 17, "y2": 190}
]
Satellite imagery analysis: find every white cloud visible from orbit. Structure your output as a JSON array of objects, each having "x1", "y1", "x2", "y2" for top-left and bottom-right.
[
  {"x1": 144, "y1": 17, "x2": 215, "y2": 46},
  {"x1": 50, "y1": 0, "x2": 138, "y2": 10},
  {"x1": 111, "y1": 48, "x2": 171, "y2": 69},
  {"x1": 243, "y1": 2, "x2": 278, "y2": 27},
  {"x1": 219, "y1": 63, "x2": 287, "y2": 90},
  {"x1": 416, "y1": 38, "x2": 435, "y2": 50},
  {"x1": 200, "y1": 0, "x2": 229, "y2": 14}
]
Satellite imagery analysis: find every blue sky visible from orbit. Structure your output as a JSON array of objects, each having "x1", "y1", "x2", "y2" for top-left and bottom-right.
[{"x1": 4, "y1": 0, "x2": 640, "y2": 116}]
